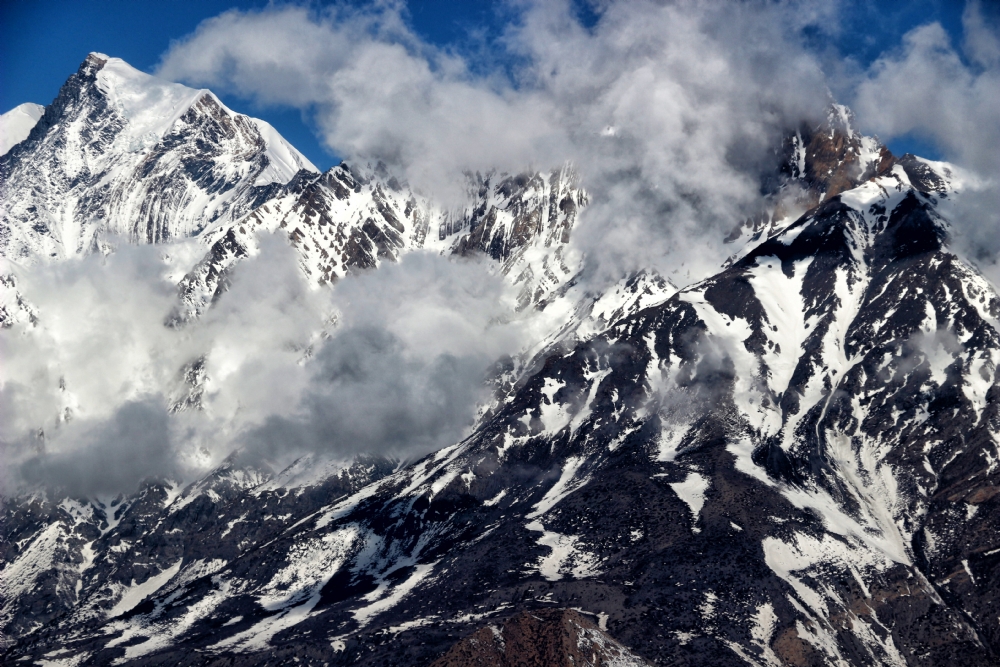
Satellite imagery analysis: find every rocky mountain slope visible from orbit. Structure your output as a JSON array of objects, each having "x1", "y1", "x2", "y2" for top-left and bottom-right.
[
  {"x1": 170, "y1": 161, "x2": 587, "y2": 325},
  {"x1": 430, "y1": 608, "x2": 651, "y2": 666},
  {"x1": 0, "y1": 53, "x2": 316, "y2": 262},
  {"x1": 2, "y1": 57, "x2": 999, "y2": 667}
]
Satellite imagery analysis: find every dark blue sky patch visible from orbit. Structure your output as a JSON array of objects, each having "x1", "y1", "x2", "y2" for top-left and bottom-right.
[
  {"x1": 886, "y1": 132, "x2": 944, "y2": 162},
  {"x1": 813, "y1": 0, "x2": 966, "y2": 69}
]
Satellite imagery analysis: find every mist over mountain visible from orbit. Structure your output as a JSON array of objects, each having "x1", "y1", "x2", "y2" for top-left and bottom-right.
[{"x1": 2, "y1": 1, "x2": 1000, "y2": 666}]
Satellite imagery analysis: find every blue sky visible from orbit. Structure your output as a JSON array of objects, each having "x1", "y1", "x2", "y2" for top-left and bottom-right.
[{"x1": 0, "y1": 1, "x2": 978, "y2": 168}]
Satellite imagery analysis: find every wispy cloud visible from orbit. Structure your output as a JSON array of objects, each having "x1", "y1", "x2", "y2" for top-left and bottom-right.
[
  {"x1": 158, "y1": 0, "x2": 837, "y2": 284},
  {"x1": 852, "y1": 0, "x2": 1000, "y2": 275}
]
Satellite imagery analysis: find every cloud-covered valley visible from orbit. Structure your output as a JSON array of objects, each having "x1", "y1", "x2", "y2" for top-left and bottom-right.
[{"x1": 1, "y1": 238, "x2": 522, "y2": 495}]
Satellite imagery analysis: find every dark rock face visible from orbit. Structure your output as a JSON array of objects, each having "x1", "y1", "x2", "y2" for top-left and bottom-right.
[
  {"x1": 453, "y1": 166, "x2": 587, "y2": 311},
  {"x1": 785, "y1": 114, "x2": 895, "y2": 203},
  {"x1": 453, "y1": 168, "x2": 583, "y2": 264},
  {"x1": 724, "y1": 105, "x2": 896, "y2": 255},
  {"x1": 431, "y1": 608, "x2": 651, "y2": 667},
  {"x1": 0, "y1": 455, "x2": 395, "y2": 653}
]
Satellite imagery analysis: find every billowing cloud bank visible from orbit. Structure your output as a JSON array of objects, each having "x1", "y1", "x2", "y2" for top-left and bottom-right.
[{"x1": 1, "y1": 242, "x2": 521, "y2": 495}]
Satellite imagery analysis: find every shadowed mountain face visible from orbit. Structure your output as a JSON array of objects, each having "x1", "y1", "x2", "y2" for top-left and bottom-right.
[
  {"x1": 2, "y1": 57, "x2": 1000, "y2": 667},
  {"x1": 430, "y1": 608, "x2": 651, "y2": 667}
]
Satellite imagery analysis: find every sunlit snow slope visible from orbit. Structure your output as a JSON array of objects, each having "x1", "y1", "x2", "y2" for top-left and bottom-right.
[
  {"x1": 0, "y1": 54, "x2": 317, "y2": 261},
  {"x1": 0, "y1": 103, "x2": 44, "y2": 157}
]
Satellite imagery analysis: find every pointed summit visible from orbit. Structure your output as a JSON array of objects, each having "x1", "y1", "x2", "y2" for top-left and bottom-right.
[
  {"x1": 0, "y1": 54, "x2": 317, "y2": 261},
  {"x1": 785, "y1": 102, "x2": 896, "y2": 202},
  {"x1": 725, "y1": 102, "x2": 897, "y2": 257}
]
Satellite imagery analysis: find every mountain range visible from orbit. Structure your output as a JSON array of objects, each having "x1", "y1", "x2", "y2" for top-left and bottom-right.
[{"x1": 1, "y1": 54, "x2": 998, "y2": 667}]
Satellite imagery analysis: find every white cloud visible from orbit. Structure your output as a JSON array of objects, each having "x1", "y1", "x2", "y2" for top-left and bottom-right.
[
  {"x1": 239, "y1": 250, "x2": 525, "y2": 465},
  {"x1": 1, "y1": 235, "x2": 523, "y2": 494},
  {"x1": 852, "y1": 0, "x2": 1000, "y2": 275},
  {"x1": 854, "y1": 19, "x2": 1000, "y2": 175},
  {"x1": 158, "y1": 0, "x2": 835, "y2": 285}
]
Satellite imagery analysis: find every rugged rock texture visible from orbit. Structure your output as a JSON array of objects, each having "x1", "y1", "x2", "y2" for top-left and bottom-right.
[
  {"x1": 0, "y1": 54, "x2": 315, "y2": 262},
  {"x1": 171, "y1": 161, "x2": 588, "y2": 324},
  {"x1": 724, "y1": 104, "x2": 896, "y2": 260},
  {"x1": 452, "y1": 166, "x2": 587, "y2": 310},
  {"x1": 168, "y1": 161, "x2": 433, "y2": 323},
  {"x1": 0, "y1": 454, "x2": 395, "y2": 652},
  {"x1": 431, "y1": 609, "x2": 650, "y2": 667},
  {"x1": 785, "y1": 105, "x2": 896, "y2": 203}
]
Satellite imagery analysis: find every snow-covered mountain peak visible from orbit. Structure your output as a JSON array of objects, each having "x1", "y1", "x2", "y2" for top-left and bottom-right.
[
  {"x1": 248, "y1": 117, "x2": 319, "y2": 185},
  {"x1": 91, "y1": 53, "x2": 316, "y2": 182},
  {"x1": 0, "y1": 54, "x2": 318, "y2": 262},
  {"x1": 168, "y1": 160, "x2": 588, "y2": 325},
  {"x1": 93, "y1": 55, "x2": 208, "y2": 150},
  {"x1": 724, "y1": 104, "x2": 897, "y2": 263}
]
